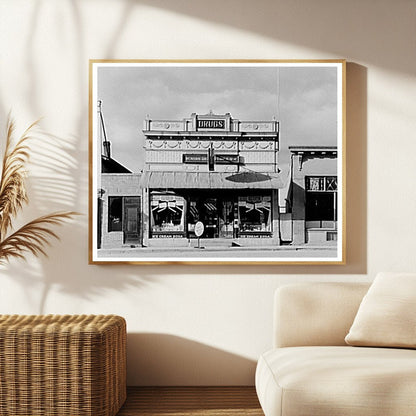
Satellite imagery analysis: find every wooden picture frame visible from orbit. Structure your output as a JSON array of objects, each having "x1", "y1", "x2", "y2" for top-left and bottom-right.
[{"x1": 89, "y1": 60, "x2": 346, "y2": 264}]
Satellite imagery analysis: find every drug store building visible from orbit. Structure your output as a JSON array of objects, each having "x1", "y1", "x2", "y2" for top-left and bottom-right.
[{"x1": 139, "y1": 112, "x2": 283, "y2": 247}]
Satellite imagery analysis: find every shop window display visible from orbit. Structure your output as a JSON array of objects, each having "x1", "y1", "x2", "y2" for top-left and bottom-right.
[
  {"x1": 238, "y1": 195, "x2": 271, "y2": 233},
  {"x1": 150, "y1": 193, "x2": 185, "y2": 235}
]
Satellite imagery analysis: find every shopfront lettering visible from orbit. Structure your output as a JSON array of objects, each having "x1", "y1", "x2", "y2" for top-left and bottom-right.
[
  {"x1": 152, "y1": 234, "x2": 185, "y2": 238},
  {"x1": 183, "y1": 153, "x2": 239, "y2": 164},
  {"x1": 197, "y1": 119, "x2": 225, "y2": 129},
  {"x1": 215, "y1": 155, "x2": 240, "y2": 164},
  {"x1": 183, "y1": 154, "x2": 208, "y2": 163},
  {"x1": 239, "y1": 234, "x2": 272, "y2": 238}
]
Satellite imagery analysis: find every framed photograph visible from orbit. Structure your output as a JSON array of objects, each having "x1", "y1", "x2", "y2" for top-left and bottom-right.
[{"x1": 89, "y1": 60, "x2": 345, "y2": 264}]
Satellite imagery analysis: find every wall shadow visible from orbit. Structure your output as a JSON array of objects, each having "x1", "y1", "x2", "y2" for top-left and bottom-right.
[
  {"x1": 0, "y1": 1, "x2": 158, "y2": 312},
  {"x1": 134, "y1": 0, "x2": 413, "y2": 76},
  {"x1": 343, "y1": 63, "x2": 368, "y2": 274},
  {"x1": 0, "y1": 124, "x2": 160, "y2": 313},
  {"x1": 127, "y1": 333, "x2": 257, "y2": 386}
]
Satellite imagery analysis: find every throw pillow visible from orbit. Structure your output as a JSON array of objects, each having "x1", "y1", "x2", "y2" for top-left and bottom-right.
[{"x1": 345, "y1": 272, "x2": 416, "y2": 348}]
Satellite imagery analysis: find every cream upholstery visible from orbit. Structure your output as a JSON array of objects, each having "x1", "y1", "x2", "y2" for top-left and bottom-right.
[
  {"x1": 256, "y1": 282, "x2": 416, "y2": 416},
  {"x1": 257, "y1": 346, "x2": 416, "y2": 416},
  {"x1": 274, "y1": 282, "x2": 369, "y2": 348}
]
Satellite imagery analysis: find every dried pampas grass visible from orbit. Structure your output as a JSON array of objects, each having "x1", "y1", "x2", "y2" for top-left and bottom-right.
[{"x1": 0, "y1": 117, "x2": 78, "y2": 264}]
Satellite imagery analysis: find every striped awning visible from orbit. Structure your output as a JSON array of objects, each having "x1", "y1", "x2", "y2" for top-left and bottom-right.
[{"x1": 139, "y1": 171, "x2": 284, "y2": 189}]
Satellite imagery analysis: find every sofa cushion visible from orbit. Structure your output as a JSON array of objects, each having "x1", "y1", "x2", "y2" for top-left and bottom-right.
[
  {"x1": 256, "y1": 346, "x2": 416, "y2": 416},
  {"x1": 345, "y1": 272, "x2": 416, "y2": 348},
  {"x1": 274, "y1": 283, "x2": 370, "y2": 348}
]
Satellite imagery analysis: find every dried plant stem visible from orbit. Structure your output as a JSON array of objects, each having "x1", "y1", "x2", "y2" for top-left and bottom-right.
[
  {"x1": 0, "y1": 116, "x2": 78, "y2": 264},
  {"x1": 0, "y1": 212, "x2": 78, "y2": 265}
]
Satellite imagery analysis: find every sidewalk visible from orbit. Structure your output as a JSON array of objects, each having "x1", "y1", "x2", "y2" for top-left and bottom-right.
[{"x1": 97, "y1": 243, "x2": 337, "y2": 258}]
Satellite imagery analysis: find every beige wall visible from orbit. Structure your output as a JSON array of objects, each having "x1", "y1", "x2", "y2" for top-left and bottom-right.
[{"x1": 0, "y1": 0, "x2": 415, "y2": 385}]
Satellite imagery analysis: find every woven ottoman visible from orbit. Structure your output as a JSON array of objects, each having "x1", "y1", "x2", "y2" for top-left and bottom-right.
[{"x1": 0, "y1": 314, "x2": 126, "y2": 416}]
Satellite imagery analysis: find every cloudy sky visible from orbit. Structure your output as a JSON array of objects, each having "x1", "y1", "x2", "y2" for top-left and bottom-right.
[{"x1": 95, "y1": 63, "x2": 339, "y2": 176}]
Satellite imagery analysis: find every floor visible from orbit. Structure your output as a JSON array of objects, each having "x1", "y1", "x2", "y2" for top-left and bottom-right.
[{"x1": 117, "y1": 386, "x2": 264, "y2": 416}]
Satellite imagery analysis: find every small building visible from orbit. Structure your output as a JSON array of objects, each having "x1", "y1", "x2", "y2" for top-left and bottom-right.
[
  {"x1": 98, "y1": 135, "x2": 142, "y2": 249},
  {"x1": 139, "y1": 112, "x2": 283, "y2": 247},
  {"x1": 100, "y1": 173, "x2": 141, "y2": 249},
  {"x1": 281, "y1": 146, "x2": 338, "y2": 245}
]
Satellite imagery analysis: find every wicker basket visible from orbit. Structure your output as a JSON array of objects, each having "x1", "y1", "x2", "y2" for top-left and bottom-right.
[{"x1": 0, "y1": 314, "x2": 126, "y2": 416}]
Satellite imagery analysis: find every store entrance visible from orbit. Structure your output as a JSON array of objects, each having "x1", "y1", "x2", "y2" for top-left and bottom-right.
[
  {"x1": 219, "y1": 200, "x2": 234, "y2": 238},
  {"x1": 201, "y1": 197, "x2": 219, "y2": 238},
  {"x1": 123, "y1": 197, "x2": 141, "y2": 244}
]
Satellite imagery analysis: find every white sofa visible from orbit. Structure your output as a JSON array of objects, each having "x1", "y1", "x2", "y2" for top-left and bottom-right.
[{"x1": 255, "y1": 281, "x2": 416, "y2": 416}]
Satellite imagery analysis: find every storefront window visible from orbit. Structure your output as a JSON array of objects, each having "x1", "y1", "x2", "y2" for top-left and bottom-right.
[
  {"x1": 306, "y1": 177, "x2": 325, "y2": 191},
  {"x1": 188, "y1": 199, "x2": 200, "y2": 225},
  {"x1": 325, "y1": 177, "x2": 337, "y2": 191},
  {"x1": 108, "y1": 196, "x2": 122, "y2": 232},
  {"x1": 238, "y1": 195, "x2": 271, "y2": 233},
  {"x1": 150, "y1": 193, "x2": 185, "y2": 235},
  {"x1": 306, "y1": 176, "x2": 337, "y2": 191},
  {"x1": 305, "y1": 176, "x2": 337, "y2": 228}
]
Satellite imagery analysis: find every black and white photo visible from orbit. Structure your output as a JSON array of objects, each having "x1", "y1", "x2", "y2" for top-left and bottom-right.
[{"x1": 89, "y1": 60, "x2": 345, "y2": 264}]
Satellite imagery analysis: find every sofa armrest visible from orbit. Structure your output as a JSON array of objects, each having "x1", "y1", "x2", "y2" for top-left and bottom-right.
[{"x1": 274, "y1": 282, "x2": 370, "y2": 348}]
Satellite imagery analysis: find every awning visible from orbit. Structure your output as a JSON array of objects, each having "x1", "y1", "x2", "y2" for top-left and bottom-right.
[{"x1": 139, "y1": 171, "x2": 284, "y2": 189}]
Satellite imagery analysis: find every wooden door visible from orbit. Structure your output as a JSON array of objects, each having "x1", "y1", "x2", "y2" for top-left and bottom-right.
[{"x1": 123, "y1": 197, "x2": 141, "y2": 245}]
